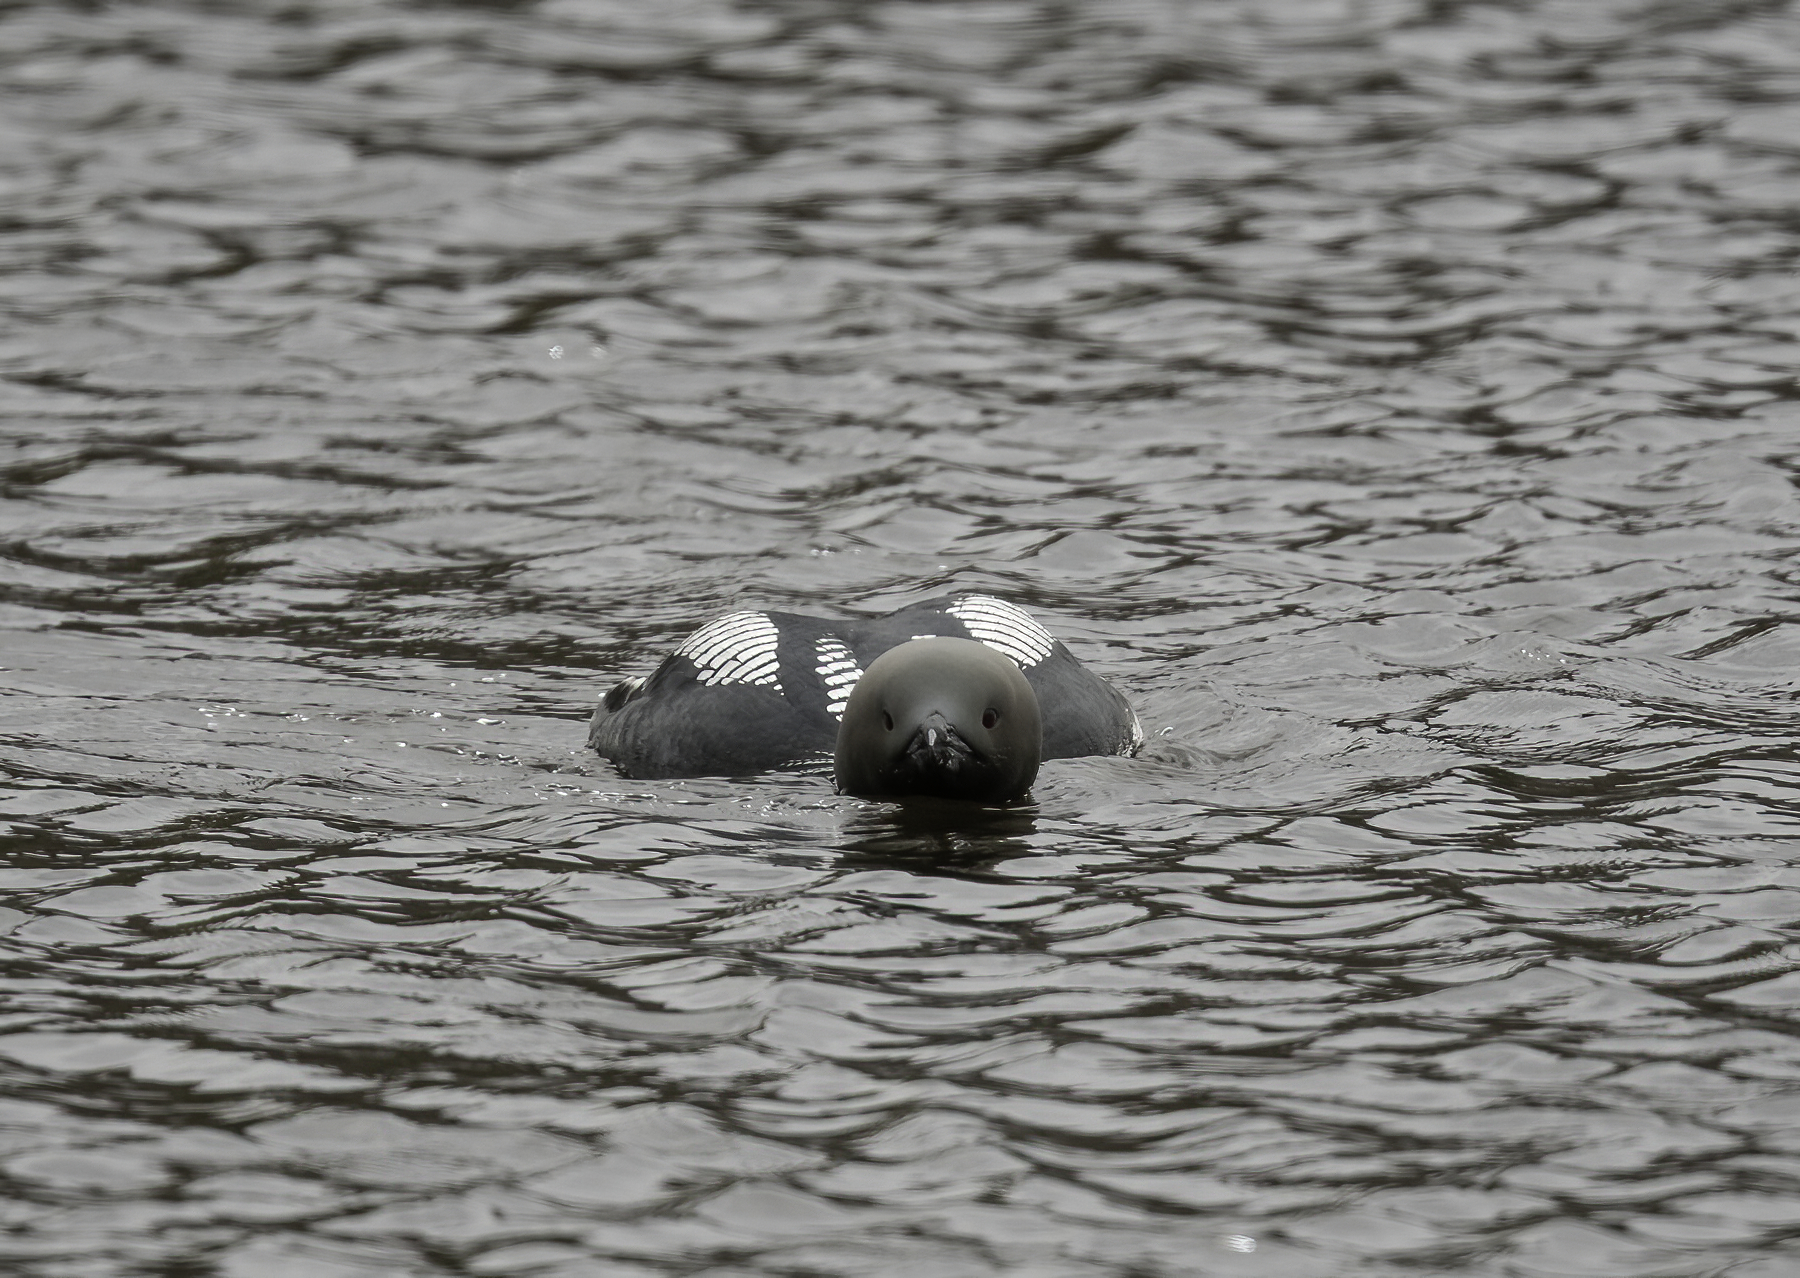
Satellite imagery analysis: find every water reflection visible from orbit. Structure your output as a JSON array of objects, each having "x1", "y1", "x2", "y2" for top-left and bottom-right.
[{"x1": 834, "y1": 799, "x2": 1040, "y2": 866}]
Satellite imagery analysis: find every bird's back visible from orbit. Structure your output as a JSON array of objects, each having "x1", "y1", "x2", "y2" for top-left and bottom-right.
[{"x1": 589, "y1": 594, "x2": 1139, "y2": 779}]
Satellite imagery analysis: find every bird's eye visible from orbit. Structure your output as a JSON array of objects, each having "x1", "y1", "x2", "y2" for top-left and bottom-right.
[
  {"x1": 882, "y1": 712, "x2": 894, "y2": 731},
  {"x1": 982, "y1": 708, "x2": 999, "y2": 729}
]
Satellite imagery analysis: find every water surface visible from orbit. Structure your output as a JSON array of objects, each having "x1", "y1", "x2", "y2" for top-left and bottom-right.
[{"x1": 3, "y1": 1, "x2": 1800, "y2": 1274}]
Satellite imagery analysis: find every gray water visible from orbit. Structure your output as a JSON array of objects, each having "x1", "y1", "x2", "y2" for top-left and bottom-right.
[{"x1": 3, "y1": 1, "x2": 1800, "y2": 1275}]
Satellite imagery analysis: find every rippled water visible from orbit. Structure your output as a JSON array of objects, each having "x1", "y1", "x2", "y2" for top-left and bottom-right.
[{"x1": 4, "y1": 1, "x2": 1800, "y2": 1274}]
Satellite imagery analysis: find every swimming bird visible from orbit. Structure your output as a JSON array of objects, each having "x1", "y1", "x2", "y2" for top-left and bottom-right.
[{"x1": 589, "y1": 594, "x2": 1140, "y2": 802}]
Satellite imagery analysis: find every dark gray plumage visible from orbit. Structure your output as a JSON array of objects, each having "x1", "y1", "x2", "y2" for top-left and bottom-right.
[
  {"x1": 833, "y1": 637, "x2": 1041, "y2": 802},
  {"x1": 589, "y1": 594, "x2": 1140, "y2": 799}
]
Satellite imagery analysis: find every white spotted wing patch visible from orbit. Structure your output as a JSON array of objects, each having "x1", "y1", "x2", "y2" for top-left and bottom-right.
[
  {"x1": 948, "y1": 595, "x2": 1056, "y2": 668},
  {"x1": 815, "y1": 637, "x2": 863, "y2": 720},
  {"x1": 600, "y1": 675, "x2": 646, "y2": 712},
  {"x1": 675, "y1": 611, "x2": 783, "y2": 690}
]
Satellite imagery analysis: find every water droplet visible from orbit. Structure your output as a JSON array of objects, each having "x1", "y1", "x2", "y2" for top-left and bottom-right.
[{"x1": 1224, "y1": 1235, "x2": 1256, "y2": 1253}]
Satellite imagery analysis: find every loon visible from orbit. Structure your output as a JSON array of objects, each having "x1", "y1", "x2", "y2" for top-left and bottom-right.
[{"x1": 588, "y1": 594, "x2": 1140, "y2": 802}]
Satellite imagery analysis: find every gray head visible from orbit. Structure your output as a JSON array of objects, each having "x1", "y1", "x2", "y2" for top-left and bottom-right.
[{"x1": 834, "y1": 637, "x2": 1042, "y2": 802}]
